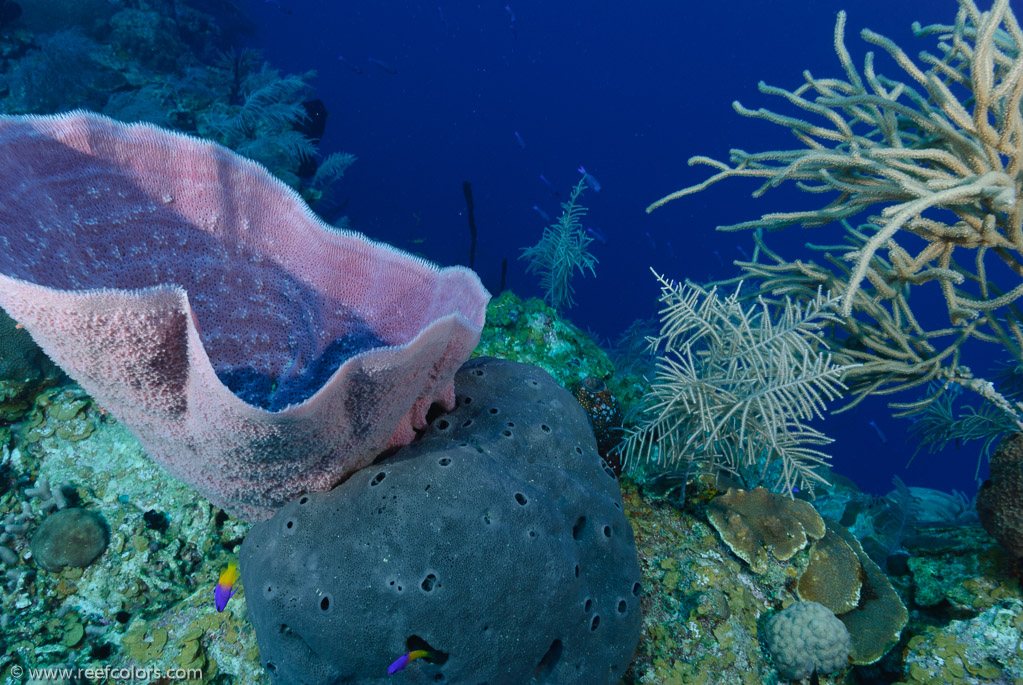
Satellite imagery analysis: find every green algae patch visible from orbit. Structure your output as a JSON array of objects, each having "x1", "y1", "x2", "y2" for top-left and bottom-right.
[
  {"x1": 473, "y1": 291, "x2": 644, "y2": 413},
  {"x1": 61, "y1": 621, "x2": 85, "y2": 649}
]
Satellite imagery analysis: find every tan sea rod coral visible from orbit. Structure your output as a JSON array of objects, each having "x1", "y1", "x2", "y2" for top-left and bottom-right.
[{"x1": 649, "y1": 0, "x2": 1023, "y2": 427}]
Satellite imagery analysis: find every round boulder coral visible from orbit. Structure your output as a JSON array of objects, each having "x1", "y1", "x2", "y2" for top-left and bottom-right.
[
  {"x1": 764, "y1": 601, "x2": 850, "y2": 680},
  {"x1": 30, "y1": 508, "x2": 108, "y2": 571},
  {"x1": 977, "y1": 432, "x2": 1023, "y2": 559}
]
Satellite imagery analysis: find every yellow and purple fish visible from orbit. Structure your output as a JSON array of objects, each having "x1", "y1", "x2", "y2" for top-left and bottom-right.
[
  {"x1": 214, "y1": 562, "x2": 240, "y2": 612},
  {"x1": 388, "y1": 650, "x2": 432, "y2": 675}
]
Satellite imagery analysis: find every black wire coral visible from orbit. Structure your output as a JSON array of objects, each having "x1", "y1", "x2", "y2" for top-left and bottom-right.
[{"x1": 519, "y1": 177, "x2": 598, "y2": 311}]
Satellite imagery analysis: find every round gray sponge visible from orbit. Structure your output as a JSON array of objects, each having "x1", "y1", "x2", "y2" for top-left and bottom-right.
[
  {"x1": 764, "y1": 601, "x2": 850, "y2": 680},
  {"x1": 239, "y1": 357, "x2": 642, "y2": 684}
]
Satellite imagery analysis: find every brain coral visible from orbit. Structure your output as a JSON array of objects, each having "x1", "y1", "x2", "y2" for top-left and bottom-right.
[
  {"x1": 239, "y1": 357, "x2": 642, "y2": 684},
  {"x1": 764, "y1": 601, "x2": 850, "y2": 680}
]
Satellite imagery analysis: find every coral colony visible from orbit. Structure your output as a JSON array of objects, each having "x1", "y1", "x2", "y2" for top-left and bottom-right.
[{"x1": 0, "y1": 1, "x2": 1021, "y2": 683}]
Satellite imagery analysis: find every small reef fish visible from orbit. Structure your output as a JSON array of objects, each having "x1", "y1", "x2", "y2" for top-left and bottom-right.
[
  {"x1": 337, "y1": 56, "x2": 365, "y2": 75},
  {"x1": 532, "y1": 205, "x2": 551, "y2": 222},
  {"x1": 578, "y1": 166, "x2": 601, "y2": 192},
  {"x1": 263, "y1": 0, "x2": 292, "y2": 14},
  {"x1": 388, "y1": 650, "x2": 432, "y2": 674},
  {"x1": 215, "y1": 562, "x2": 240, "y2": 612},
  {"x1": 868, "y1": 420, "x2": 888, "y2": 445},
  {"x1": 586, "y1": 227, "x2": 607, "y2": 244},
  {"x1": 514, "y1": 131, "x2": 526, "y2": 150},
  {"x1": 539, "y1": 174, "x2": 559, "y2": 196},
  {"x1": 368, "y1": 57, "x2": 399, "y2": 75}
]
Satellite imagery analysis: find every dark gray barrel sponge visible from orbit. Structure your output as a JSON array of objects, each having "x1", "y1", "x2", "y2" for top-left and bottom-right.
[{"x1": 239, "y1": 356, "x2": 642, "y2": 684}]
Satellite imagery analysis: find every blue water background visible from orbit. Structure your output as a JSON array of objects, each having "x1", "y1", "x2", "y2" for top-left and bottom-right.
[{"x1": 235, "y1": 0, "x2": 985, "y2": 496}]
